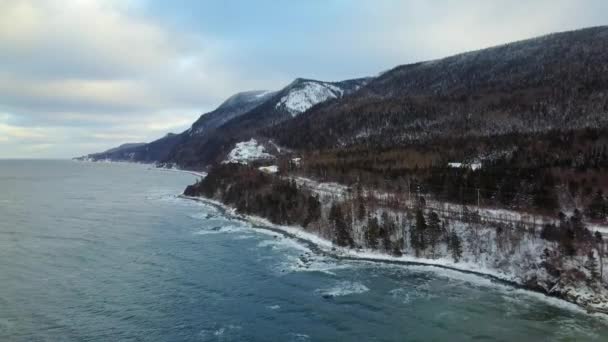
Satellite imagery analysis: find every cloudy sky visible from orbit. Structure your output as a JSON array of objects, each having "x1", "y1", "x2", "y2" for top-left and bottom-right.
[{"x1": 1, "y1": 0, "x2": 606, "y2": 158}]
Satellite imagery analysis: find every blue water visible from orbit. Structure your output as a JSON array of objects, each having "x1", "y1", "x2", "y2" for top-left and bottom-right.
[{"x1": 1, "y1": 160, "x2": 607, "y2": 341}]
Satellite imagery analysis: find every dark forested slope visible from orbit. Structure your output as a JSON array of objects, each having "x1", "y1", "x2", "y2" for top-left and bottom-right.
[{"x1": 271, "y1": 26, "x2": 608, "y2": 150}]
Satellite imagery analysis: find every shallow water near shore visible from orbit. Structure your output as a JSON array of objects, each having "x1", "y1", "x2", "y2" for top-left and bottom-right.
[{"x1": 1, "y1": 160, "x2": 607, "y2": 341}]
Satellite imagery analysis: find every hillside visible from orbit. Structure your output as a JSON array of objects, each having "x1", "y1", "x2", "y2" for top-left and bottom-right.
[
  {"x1": 161, "y1": 77, "x2": 370, "y2": 168},
  {"x1": 78, "y1": 90, "x2": 276, "y2": 163},
  {"x1": 77, "y1": 134, "x2": 179, "y2": 163},
  {"x1": 270, "y1": 26, "x2": 608, "y2": 150}
]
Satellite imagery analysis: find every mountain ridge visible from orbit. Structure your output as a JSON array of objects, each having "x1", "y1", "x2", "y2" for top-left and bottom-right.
[{"x1": 269, "y1": 26, "x2": 608, "y2": 150}]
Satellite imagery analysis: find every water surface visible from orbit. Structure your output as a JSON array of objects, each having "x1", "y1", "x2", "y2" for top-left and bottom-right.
[{"x1": 1, "y1": 160, "x2": 607, "y2": 341}]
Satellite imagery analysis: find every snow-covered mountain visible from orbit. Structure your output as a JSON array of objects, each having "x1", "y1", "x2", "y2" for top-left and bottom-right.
[
  {"x1": 188, "y1": 90, "x2": 276, "y2": 136},
  {"x1": 223, "y1": 77, "x2": 369, "y2": 131},
  {"x1": 275, "y1": 80, "x2": 348, "y2": 117},
  {"x1": 161, "y1": 77, "x2": 370, "y2": 168},
  {"x1": 80, "y1": 75, "x2": 369, "y2": 167}
]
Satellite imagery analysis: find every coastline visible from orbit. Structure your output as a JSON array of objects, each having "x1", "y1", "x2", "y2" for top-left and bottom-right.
[
  {"x1": 180, "y1": 194, "x2": 608, "y2": 318},
  {"x1": 74, "y1": 158, "x2": 208, "y2": 179},
  {"x1": 75, "y1": 159, "x2": 608, "y2": 317}
]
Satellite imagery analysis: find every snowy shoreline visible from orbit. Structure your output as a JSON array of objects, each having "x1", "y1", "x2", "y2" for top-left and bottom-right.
[
  {"x1": 75, "y1": 160, "x2": 608, "y2": 317},
  {"x1": 179, "y1": 193, "x2": 608, "y2": 318}
]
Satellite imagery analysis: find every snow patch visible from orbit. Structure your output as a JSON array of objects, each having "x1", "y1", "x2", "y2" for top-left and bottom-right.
[
  {"x1": 258, "y1": 165, "x2": 278, "y2": 174},
  {"x1": 255, "y1": 90, "x2": 275, "y2": 98},
  {"x1": 276, "y1": 82, "x2": 343, "y2": 116},
  {"x1": 448, "y1": 162, "x2": 482, "y2": 170},
  {"x1": 223, "y1": 139, "x2": 273, "y2": 164}
]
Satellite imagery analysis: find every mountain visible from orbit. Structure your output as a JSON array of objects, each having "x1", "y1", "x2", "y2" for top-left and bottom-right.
[
  {"x1": 80, "y1": 77, "x2": 369, "y2": 168},
  {"x1": 270, "y1": 26, "x2": 608, "y2": 150},
  {"x1": 186, "y1": 90, "x2": 277, "y2": 137},
  {"x1": 179, "y1": 26, "x2": 608, "y2": 313},
  {"x1": 98, "y1": 143, "x2": 146, "y2": 155},
  {"x1": 79, "y1": 90, "x2": 276, "y2": 163},
  {"x1": 78, "y1": 133, "x2": 181, "y2": 163},
  {"x1": 161, "y1": 77, "x2": 370, "y2": 168}
]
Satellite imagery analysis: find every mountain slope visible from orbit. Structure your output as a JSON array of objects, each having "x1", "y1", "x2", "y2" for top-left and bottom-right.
[
  {"x1": 98, "y1": 143, "x2": 146, "y2": 156},
  {"x1": 79, "y1": 90, "x2": 275, "y2": 163},
  {"x1": 79, "y1": 133, "x2": 181, "y2": 163},
  {"x1": 186, "y1": 90, "x2": 277, "y2": 137},
  {"x1": 270, "y1": 26, "x2": 608, "y2": 150},
  {"x1": 163, "y1": 77, "x2": 370, "y2": 168}
]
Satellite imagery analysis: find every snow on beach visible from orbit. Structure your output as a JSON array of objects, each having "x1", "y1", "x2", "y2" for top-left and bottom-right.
[{"x1": 188, "y1": 197, "x2": 605, "y2": 318}]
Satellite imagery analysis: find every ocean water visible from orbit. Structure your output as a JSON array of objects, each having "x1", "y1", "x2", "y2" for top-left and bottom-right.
[{"x1": 1, "y1": 160, "x2": 607, "y2": 341}]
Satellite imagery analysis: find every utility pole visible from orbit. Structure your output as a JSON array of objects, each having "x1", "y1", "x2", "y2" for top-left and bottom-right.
[{"x1": 477, "y1": 188, "x2": 480, "y2": 208}]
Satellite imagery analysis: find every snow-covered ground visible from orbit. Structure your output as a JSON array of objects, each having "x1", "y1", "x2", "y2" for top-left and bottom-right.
[
  {"x1": 276, "y1": 81, "x2": 344, "y2": 116},
  {"x1": 258, "y1": 165, "x2": 278, "y2": 174},
  {"x1": 448, "y1": 162, "x2": 482, "y2": 170},
  {"x1": 223, "y1": 139, "x2": 274, "y2": 164},
  {"x1": 292, "y1": 175, "x2": 608, "y2": 235},
  {"x1": 292, "y1": 177, "x2": 350, "y2": 200}
]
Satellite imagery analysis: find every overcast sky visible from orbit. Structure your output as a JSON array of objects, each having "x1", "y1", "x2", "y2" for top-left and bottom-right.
[{"x1": 1, "y1": 0, "x2": 607, "y2": 158}]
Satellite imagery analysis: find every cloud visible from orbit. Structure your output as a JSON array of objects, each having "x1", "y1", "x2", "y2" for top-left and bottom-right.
[
  {"x1": 0, "y1": 0, "x2": 280, "y2": 158},
  {"x1": 1, "y1": 0, "x2": 606, "y2": 158}
]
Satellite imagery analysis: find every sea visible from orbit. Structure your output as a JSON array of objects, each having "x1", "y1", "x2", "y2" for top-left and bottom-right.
[{"x1": 1, "y1": 160, "x2": 607, "y2": 341}]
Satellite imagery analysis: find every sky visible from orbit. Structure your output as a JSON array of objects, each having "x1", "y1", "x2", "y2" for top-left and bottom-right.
[{"x1": 1, "y1": 0, "x2": 607, "y2": 158}]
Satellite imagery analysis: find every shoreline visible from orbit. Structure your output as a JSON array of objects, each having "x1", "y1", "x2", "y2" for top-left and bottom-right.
[
  {"x1": 180, "y1": 194, "x2": 608, "y2": 318},
  {"x1": 77, "y1": 160, "x2": 608, "y2": 317}
]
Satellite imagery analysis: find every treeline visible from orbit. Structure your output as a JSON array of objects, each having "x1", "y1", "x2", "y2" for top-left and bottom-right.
[
  {"x1": 289, "y1": 128, "x2": 608, "y2": 219},
  {"x1": 184, "y1": 163, "x2": 321, "y2": 227},
  {"x1": 541, "y1": 210, "x2": 605, "y2": 281},
  {"x1": 184, "y1": 163, "x2": 607, "y2": 287}
]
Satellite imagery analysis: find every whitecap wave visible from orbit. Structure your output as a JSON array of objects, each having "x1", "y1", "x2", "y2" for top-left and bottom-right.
[
  {"x1": 198, "y1": 324, "x2": 242, "y2": 341},
  {"x1": 188, "y1": 212, "x2": 216, "y2": 220},
  {"x1": 316, "y1": 281, "x2": 369, "y2": 297},
  {"x1": 287, "y1": 332, "x2": 310, "y2": 341},
  {"x1": 389, "y1": 283, "x2": 437, "y2": 304},
  {"x1": 193, "y1": 225, "x2": 246, "y2": 235}
]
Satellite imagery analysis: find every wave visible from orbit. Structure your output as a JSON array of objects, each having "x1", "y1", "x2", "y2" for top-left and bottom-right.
[
  {"x1": 316, "y1": 281, "x2": 369, "y2": 298},
  {"x1": 193, "y1": 225, "x2": 247, "y2": 235}
]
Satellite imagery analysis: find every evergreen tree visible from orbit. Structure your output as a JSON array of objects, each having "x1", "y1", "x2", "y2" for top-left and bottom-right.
[
  {"x1": 586, "y1": 190, "x2": 606, "y2": 220},
  {"x1": 585, "y1": 251, "x2": 599, "y2": 280},
  {"x1": 329, "y1": 204, "x2": 353, "y2": 247},
  {"x1": 357, "y1": 201, "x2": 366, "y2": 221},
  {"x1": 449, "y1": 231, "x2": 463, "y2": 263},
  {"x1": 411, "y1": 209, "x2": 427, "y2": 256},
  {"x1": 427, "y1": 211, "x2": 442, "y2": 258},
  {"x1": 379, "y1": 211, "x2": 397, "y2": 251},
  {"x1": 365, "y1": 216, "x2": 380, "y2": 249},
  {"x1": 303, "y1": 195, "x2": 321, "y2": 227}
]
